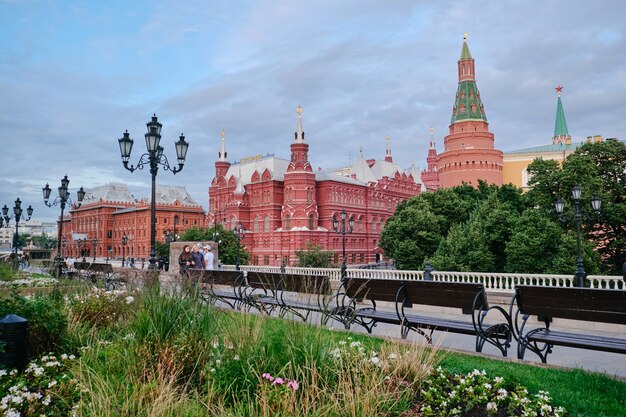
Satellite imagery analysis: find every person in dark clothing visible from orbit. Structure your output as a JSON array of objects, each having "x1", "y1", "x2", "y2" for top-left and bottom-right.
[
  {"x1": 191, "y1": 244, "x2": 204, "y2": 270},
  {"x1": 179, "y1": 245, "x2": 194, "y2": 273}
]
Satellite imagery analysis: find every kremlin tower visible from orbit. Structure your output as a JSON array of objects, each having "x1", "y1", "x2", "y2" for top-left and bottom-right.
[
  {"x1": 552, "y1": 85, "x2": 572, "y2": 145},
  {"x1": 436, "y1": 34, "x2": 503, "y2": 188},
  {"x1": 421, "y1": 127, "x2": 440, "y2": 191}
]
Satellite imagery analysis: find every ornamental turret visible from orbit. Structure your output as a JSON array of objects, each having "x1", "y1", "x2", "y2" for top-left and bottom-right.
[
  {"x1": 384, "y1": 135, "x2": 393, "y2": 163},
  {"x1": 215, "y1": 130, "x2": 230, "y2": 178},
  {"x1": 553, "y1": 85, "x2": 571, "y2": 145},
  {"x1": 421, "y1": 127, "x2": 440, "y2": 191}
]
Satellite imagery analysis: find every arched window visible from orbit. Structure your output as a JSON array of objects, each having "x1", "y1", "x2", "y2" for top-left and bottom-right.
[
  {"x1": 253, "y1": 217, "x2": 259, "y2": 233},
  {"x1": 285, "y1": 214, "x2": 291, "y2": 230},
  {"x1": 264, "y1": 216, "x2": 270, "y2": 232},
  {"x1": 358, "y1": 217, "x2": 363, "y2": 232},
  {"x1": 231, "y1": 216, "x2": 237, "y2": 230},
  {"x1": 308, "y1": 214, "x2": 315, "y2": 230}
]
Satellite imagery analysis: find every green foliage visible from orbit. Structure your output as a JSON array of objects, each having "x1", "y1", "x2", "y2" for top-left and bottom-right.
[
  {"x1": 0, "y1": 262, "x2": 13, "y2": 281},
  {"x1": 295, "y1": 242, "x2": 334, "y2": 267},
  {"x1": 0, "y1": 352, "x2": 80, "y2": 415},
  {"x1": 155, "y1": 241, "x2": 169, "y2": 258},
  {"x1": 0, "y1": 290, "x2": 68, "y2": 358},
  {"x1": 30, "y1": 233, "x2": 57, "y2": 249},
  {"x1": 527, "y1": 139, "x2": 626, "y2": 273},
  {"x1": 68, "y1": 288, "x2": 136, "y2": 328},
  {"x1": 180, "y1": 225, "x2": 250, "y2": 265}
]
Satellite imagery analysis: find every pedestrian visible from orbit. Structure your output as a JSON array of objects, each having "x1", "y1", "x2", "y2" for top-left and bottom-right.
[
  {"x1": 179, "y1": 245, "x2": 194, "y2": 272},
  {"x1": 191, "y1": 244, "x2": 204, "y2": 270},
  {"x1": 203, "y1": 245, "x2": 214, "y2": 270}
]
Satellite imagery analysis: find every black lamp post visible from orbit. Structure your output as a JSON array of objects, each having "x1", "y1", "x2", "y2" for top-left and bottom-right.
[
  {"x1": 554, "y1": 184, "x2": 601, "y2": 287},
  {"x1": 92, "y1": 237, "x2": 98, "y2": 262},
  {"x1": 121, "y1": 234, "x2": 128, "y2": 267},
  {"x1": 163, "y1": 215, "x2": 179, "y2": 243},
  {"x1": 43, "y1": 175, "x2": 85, "y2": 278},
  {"x1": 61, "y1": 238, "x2": 67, "y2": 259},
  {"x1": 2, "y1": 198, "x2": 34, "y2": 257},
  {"x1": 333, "y1": 209, "x2": 354, "y2": 280},
  {"x1": 76, "y1": 237, "x2": 88, "y2": 262},
  {"x1": 118, "y1": 115, "x2": 189, "y2": 270},
  {"x1": 234, "y1": 221, "x2": 246, "y2": 271}
]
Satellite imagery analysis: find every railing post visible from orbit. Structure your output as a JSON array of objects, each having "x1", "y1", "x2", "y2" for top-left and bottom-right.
[{"x1": 424, "y1": 260, "x2": 433, "y2": 281}]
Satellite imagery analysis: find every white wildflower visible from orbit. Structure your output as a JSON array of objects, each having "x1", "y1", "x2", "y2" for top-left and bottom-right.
[{"x1": 486, "y1": 402, "x2": 497, "y2": 412}]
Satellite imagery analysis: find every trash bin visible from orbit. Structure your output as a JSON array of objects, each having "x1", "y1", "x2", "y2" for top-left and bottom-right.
[{"x1": 0, "y1": 314, "x2": 29, "y2": 371}]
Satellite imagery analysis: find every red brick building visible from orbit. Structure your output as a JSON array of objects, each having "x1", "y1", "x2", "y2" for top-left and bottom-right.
[
  {"x1": 208, "y1": 109, "x2": 424, "y2": 267},
  {"x1": 428, "y1": 35, "x2": 503, "y2": 189},
  {"x1": 60, "y1": 183, "x2": 204, "y2": 259}
]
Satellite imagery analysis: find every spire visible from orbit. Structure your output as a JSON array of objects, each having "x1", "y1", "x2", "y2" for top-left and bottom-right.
[
  {"x1": 385, "y1": 135, "x2": 393, "y2": 162},
  {"x1": 553, "y1": 85, "x2": 571, "y2": 144},
  {"x1": 429, "y1": 127, "x2": 435, "y2": 149},
  {"x1": 234, "y1": 163, "x2": 245, "y2": 195},
  {"x1": 460, "y1": 32, "x2": 472, "y2": 60},
  {"x1": 218, "y1": 129, "x2": 228, "y2": 161},
  {"x1": 452, "y1": 34, "x2": 485, "y2": 123},
  {"x1": 294, "y1": 105, "x2": 304, "y2": 143}
]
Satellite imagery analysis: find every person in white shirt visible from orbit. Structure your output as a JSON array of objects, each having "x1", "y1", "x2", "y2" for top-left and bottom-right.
[{"x1": 203, "y1": 245, "x2": 214, "y2": 270}]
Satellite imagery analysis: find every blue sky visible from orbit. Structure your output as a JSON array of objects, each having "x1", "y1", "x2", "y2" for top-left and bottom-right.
[{"x1": 1, "y1": 0, "x2": 625, "y2": 222}]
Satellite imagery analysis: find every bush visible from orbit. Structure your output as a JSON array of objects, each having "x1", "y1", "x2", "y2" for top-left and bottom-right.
[
  {"x1": 0, "y1": 289, "x2": 67, "y2": 358},
  {"x1": 67, "y1": 288, "x2": 136, "y2": 328}
]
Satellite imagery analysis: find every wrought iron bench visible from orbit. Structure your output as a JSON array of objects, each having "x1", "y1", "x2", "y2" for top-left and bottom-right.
[
  {"x1": 325, "y1": 278, "x2": 512, "y2": 356},
  {"x1": 244, "y1": 271, "x2": 331, "y2": 321},
  {"x1": 72, "y1": 262, "x2": 118, "y2": 290},
  {"x1": 195, "y1": 270, "x2": 246, "y2": 309},
  {"x1": 397, "y1": 281, "x2": 512, "y2": 356},
  {"x1": 510, "y1": 285, "x2": 626, "y2": 363}
]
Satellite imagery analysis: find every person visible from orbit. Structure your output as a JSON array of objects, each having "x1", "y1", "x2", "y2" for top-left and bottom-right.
[
  {"x1": 203, "y1": 245, "x2": 214, "y2": 270},
  {"x1": 179, "y1": 245, "x2": 194, "y2": 273},
  {"x1": 191, "y1": 244, "x2": 204, "y2": 270}
]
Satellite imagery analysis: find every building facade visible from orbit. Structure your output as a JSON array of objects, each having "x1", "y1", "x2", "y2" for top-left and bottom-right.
[
  {"x1": 208, "y1": 109, "x2": 424, "y2": 267},
  {"x1": 60, "y1": 183, "x2": 205, "y2": 259},
  {"x1": 428, "y1": 35, "x2": 504, "y2": 189}
]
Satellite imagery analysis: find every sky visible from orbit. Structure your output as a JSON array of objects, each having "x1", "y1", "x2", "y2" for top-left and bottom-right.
[{"x1": 1, "y1": 0, "x2": 625, "y2": 223}]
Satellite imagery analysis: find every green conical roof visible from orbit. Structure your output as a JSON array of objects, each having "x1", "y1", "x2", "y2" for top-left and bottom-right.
[
  {"x1": 553, "y1": 96, "x2": 569, "y2": 138},
  {"x1": 451, "y1": 81, "x2": 487, "y2": 124},
  {"x1": 460, "y1": 40, "x2": 472, "y2": 60}
]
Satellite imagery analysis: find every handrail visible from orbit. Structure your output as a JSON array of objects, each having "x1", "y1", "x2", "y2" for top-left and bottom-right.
[{"x1": 220, "y1": 265, "x2": 624, "y2": 292}]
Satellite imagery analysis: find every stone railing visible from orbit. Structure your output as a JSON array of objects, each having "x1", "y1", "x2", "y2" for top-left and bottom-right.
[{"x1": 221, "y1": 265, "x2": 624, "y2": 293}]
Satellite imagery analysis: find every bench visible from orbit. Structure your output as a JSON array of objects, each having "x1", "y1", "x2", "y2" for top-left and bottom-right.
[
  {"x1": 244, "y1": 271, "x2": 331, "y2": 321},
  {"x1": 325, "y1": 278, "x2": 512, "y2": 356},
  {"x1": 72, "y1": 262, "x2": 118, "y2": 289},
  {"x1": 511, "y1": 285, "x2": 626, "y2": 363},
  {"x1": 397, "y1": 281, "x2": 512, "y2": 356},
  {"x1": 194, "y1": 270, "x2": 246, "y2": 310}
]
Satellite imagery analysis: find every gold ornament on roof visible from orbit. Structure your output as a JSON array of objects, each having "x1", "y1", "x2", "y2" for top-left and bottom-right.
[
  {"x1": 464, "y1": 32, "x2": 468, "y2": 40},
  {"x1": 297, "y1": 105, "x2": 302, "y2": 116},
  {"x1": 221, "y1": 130, "x2": 225, "y2": 139},
  {"x1": 429, "y1": 127, "x2": 434, "y2": 134}
]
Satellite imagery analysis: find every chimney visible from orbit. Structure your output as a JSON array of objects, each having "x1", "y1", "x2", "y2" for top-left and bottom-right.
[{"x1": 594, "y1": 135, "x2": 602, "y2": 143}]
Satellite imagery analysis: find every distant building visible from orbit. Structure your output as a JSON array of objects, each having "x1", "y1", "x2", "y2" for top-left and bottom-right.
[
  {"x1": 208, "y1": 109, "x2": 424, "y2": 267},
  {"x1": 60, "y1": 183, "x2": 205, "y2": 259}
]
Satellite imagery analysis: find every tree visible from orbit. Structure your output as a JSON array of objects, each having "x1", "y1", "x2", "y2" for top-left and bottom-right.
[
  {"x1": 30, "y1": 234, "x2": 56, "y2": 249},
  {"x1": 179, "y1": 225, "x2": 250, "y2": 266},
  {"x1": 505, "y1": 210, "x2": 599, "y2": 274},
  {"x1": 295, "y1": 242, "x2": 335, "y2": 268},
  {"x1": 379, "y1": 205, "x2": 442, "y2": 270},
  {"x1": 526, "y1": 139, "x2": 626, "y2": 273}
]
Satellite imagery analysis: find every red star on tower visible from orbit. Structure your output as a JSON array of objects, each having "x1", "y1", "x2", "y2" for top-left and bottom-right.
[{"x1": 555, "y1": 85, "x2": 563, "y2": 95}]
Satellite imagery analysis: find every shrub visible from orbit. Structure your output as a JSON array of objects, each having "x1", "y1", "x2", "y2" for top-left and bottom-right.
[
  {"x1": 0, "y1": 290, "x2": 67, "y2": 358},
  {"x1": 67, "y1": 288, "x2": 136, "y2": 328}
]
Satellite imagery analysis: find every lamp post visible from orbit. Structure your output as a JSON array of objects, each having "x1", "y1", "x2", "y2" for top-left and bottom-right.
[
  {"x1": 92, "y1": 237, "x2": 98, "y2": 262},
  {"x1": 121, "y1": 234, "x2": 128, "y2": 267},
  {"x1": 234, "y1": 221, "x2": 246, "y2": 271},
  {"x1": 2, "y1": 198, "x2": 34, "y2": 257},
  {"x1": 118, "y1": 114, "x2": 189, "y2": 270},
  {"x1": 332, "y1": 209, "x2": 354, "y2": 280},
  {"x1": 554, "y1": 184, "x2": 601, "y2": 287},
  {"x1": 43, "y1": 175, "x2": 85, "y2": 278},
  {"x1": 61, "y1": 238, "x2": 67, "y2": 259}
]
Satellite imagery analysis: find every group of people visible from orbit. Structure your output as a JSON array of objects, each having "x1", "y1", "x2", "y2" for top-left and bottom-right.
[{"x1": 178, "y1": 243, "x2": 215, "y2": 272}]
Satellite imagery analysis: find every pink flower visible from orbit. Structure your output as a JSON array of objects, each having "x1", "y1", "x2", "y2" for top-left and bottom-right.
[
  {"x1": 287, "y1": 380, "x2": 299, "y2": 391},
  {"x1": 273, "y1": 377, "x2": 285, "y2": 385},
  {"x1": 262, "y1": 373, "x2": 274, "y2": 381}
]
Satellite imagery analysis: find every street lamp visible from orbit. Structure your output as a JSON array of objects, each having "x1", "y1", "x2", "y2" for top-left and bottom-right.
[
  {"x1": 77, "y1": 237, "x2": 88, "y2": 262},
  {"x1": 121, "y1": 234, "x2": 128, "y2": 267},
  {"x1": 118, "y1": 115, "x2": 189, "y2": 270},
  {"x1": 92, "y1": 237, "x2": 98, "y2": 262},
  {"x1": 2, "y1": 198, "x2": 34, "y2": 257},
  {"x1": 43, "y1": 175, "x2": 85, "y2": 278},
  {"x1": 234, "y1": 221, "x2": 246, "y2": 271},
  {"x1": 554, "y1": 184, "x2": 601, "y2": 287},
  {"x1": 332, "y1": 209, "x2": 354, "y2": 280},
  {"x1": 61, "y1": 238, "x2": 67, "y2": 258}
]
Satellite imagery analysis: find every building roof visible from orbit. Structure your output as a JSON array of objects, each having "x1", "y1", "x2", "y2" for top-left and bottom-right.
[
  {"x1": 145, "y1": 184, "x2": 200, "y2": 206},
  {"x1": 82, "y1": 183, "x2": 134, "y2": 204},
  {"x1": 226, "y1": 154, "x2": 290, "y2": 186},
  {"x1": 505, "y1": 142, "x2": 584, "y2": 155},
  {"x1": 460, "y1": 36, "x2": 472, "y2": 60}
]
